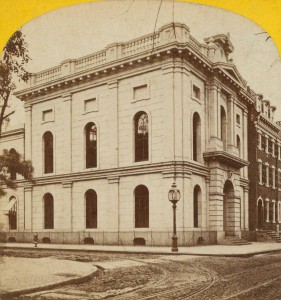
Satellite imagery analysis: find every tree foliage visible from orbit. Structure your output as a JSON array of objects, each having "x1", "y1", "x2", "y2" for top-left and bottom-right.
[
  {"x1": 0, "y1": 149, "x2": 33, "y2": 196},
  {"x1": 0, "y1": 29, "x2": 30, "y2": 137},
  {"x1": 0, "y1": 30, "x2": 33, "y2": 195}
]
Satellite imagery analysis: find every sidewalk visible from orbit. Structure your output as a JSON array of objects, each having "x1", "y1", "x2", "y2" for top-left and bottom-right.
[
  {"x1": 1, "y1": 242, "x2": 281, "y2": 257},
  {"x1": 0, "y1": 256, "x2": 97, "y2": 298}
]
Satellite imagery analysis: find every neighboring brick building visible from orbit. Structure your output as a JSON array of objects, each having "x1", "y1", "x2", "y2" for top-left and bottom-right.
[
  {"x1": 248, "y1": 96, "x2": 281, "y2": 235},
  {"x1": 0, "y1": 22, "x2": 259, "y2": 245}
]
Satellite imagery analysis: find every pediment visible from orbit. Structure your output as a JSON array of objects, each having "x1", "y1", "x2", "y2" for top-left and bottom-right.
[{"x1": 215, "y1": 63, "x2": 247, "y2": 88}]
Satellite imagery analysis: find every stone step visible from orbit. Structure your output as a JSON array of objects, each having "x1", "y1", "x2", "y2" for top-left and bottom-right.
[{"x1": 219, "y1": 237, "x2": 251, "y2": 246}]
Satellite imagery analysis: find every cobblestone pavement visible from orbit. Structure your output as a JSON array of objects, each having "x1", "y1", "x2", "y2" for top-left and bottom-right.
[{"x1": 3, "y1": 249, "x2": 281, "y2": 299}]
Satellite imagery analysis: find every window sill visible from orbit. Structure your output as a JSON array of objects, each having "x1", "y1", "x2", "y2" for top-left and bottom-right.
[
  {"x1": 132, "y1": 96, "x2": 150, "y2": 103},
  {"x1": 134, "y1": 159, "x2": 150, "y2": 165},
  {"x1": 82, "y1": 110, "x2": 98, "y2": 115},
  {"x1": 191, "y1": 96, "x2": 202, "y2": 104},
  {"x1": 43, "y1": 172, "x2": 55, "y2": 176},
  {"x1": 85, "y1": 228, "x2": 98, "y2": 230},
  {"x1": 134, "y1": 227, "x2": 150, "y2": 231},
  {"x1": 41, "y1": 120, "x2": 54, "y2": 125},
  {"x1": 85, "y1": 167, "x2": 98, "y2": 171}
]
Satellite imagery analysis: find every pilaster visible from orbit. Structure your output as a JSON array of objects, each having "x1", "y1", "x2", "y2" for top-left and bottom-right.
[
  {"x1": 108, "y1": 80, "x2": 119, "y2": 168},
  {"x1": 24, "y1": 184, "x2": 33, "y2": 231},
  {"x1": 174, "y1": 63, "x2": 184, "y2": 161},
  {"x1": 162, "y1": 63, "x2": 176, "y2": 160},
  {"x1": 24, "y1": 105, "x2": 32, "y2": 161},
  {"x1": 62, "y1": 181, "x2": 73, "y2": 231},
  {"x1": 243, "y1": 110, "x2": 248, "y2": 178},
  {"x1": 107, "y1": 176, "x2": 120, "y2": 230},
  {"x1": 208, "y1": 83, "x2": 223, "y2": 151},
  {"x1": 62, "y1": 93, "x2": 72, "y2": 173}
]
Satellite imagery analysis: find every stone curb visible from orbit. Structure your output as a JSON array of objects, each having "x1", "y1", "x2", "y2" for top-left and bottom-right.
[
  {"x1": 1, "y1": 245, "x2": 281, "y2": 258},
  {"x1": 0, "y1": 265, "x2": 99, "y2": 299}
]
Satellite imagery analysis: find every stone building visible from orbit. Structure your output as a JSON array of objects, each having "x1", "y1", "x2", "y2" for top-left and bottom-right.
[
  {"x1": 1, "y1": 22, "x2": 254, "y2": 245},
  {"x1": 248, "y1": 96, "x2": 281, "y2": 240}
]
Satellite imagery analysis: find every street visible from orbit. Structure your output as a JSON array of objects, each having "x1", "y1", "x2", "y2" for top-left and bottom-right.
[{"x1": 2, "y1": 249, "x2": 281, "y2": 299}]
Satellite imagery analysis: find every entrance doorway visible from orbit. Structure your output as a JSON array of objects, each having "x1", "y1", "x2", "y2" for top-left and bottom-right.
[
  {"x1": 223, "y1": 180, "x2": 235, "y2": 236},
  {"x1": 257, "y1": 199, "x2": 263, "y2": 229}
]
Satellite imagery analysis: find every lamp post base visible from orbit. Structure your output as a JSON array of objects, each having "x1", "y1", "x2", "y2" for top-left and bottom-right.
[{"x1": 171, "y1": 236, "x2": 178, "y2": 252}]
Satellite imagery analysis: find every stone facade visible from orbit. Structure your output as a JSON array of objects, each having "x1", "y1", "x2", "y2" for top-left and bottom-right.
[{"x1": 0, "y1": 23, "x2": 258, "y2": 245}]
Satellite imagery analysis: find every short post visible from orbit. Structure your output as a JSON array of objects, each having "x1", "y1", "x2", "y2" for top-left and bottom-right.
[{"x1": 168, "y1": 183, "x2": 181, "y2": 252}]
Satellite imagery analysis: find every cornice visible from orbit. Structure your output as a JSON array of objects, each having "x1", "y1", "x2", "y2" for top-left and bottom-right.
[
  {"x1": 259, "y1": 114, "x2": 281, "y2": 134},
  {"x1": 19, "y1": 161, "x2": 209, "y2": 186},
  {"x1": 203, "y1": 151, "x2": 249, "y2": 169},
  {"x1": 15, "y1": 45, "x2": 251, "y2": 107}
]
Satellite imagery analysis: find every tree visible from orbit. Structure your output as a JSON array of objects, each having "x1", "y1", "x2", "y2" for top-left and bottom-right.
[
  {"x1": 0, "y1": 149, "x2": 33, "y2": 196},
  {"x1": 0, "y1": 30, "x2": 33, "y2": 195},
  {"x1": 0, "y1": 29, "x2": 30, "y2": 137}
]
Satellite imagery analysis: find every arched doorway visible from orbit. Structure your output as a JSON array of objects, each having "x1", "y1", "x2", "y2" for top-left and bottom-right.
[
  {"x1": 257, "y1": 199, "x2": 263, "y2": 229},
  {"x1": 223, "y1": 180, "x2": 235, "y2": 236}
]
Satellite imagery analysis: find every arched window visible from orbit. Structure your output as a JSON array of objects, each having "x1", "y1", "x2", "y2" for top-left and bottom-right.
[
  {"x1": 236, "y1": 135, "x2": 241, "y2": 157},
  {"x1": 193, "y1": 185, "x2": 202, "y2": 228},
  {"x1": 134, "y1": 112, "x2": 149, "y2": 162},
  {"x1": 193, "y1": 113, "x2": 201, "y2": 161},
  {"x1": 8, "y1": 196, "x2": 17, "y2": 230},
  {"x1": 9, "y1": 148, "x2": 17, "y2": 180},
  {"x1": 85, "y1": 123, "x2": 97, "y2": 168},
  {"x1": 135, "y1": 185, "x2": 149, "y2": 228},
  {"x1": 44, "y1": 193, "x2": 54, "y2": 229},
  {"x1": 43, "y1": 131, "x2": 54, "y2": 174},
  {"x1": 85, "y1": 189, "x2": 97, "y2": 228},
  {"x1": 220, "y1": 106, "x2": 227, "y2": 150}
]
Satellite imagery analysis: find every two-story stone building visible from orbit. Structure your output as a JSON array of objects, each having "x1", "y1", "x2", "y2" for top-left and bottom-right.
[{"x1": 1, "y1": 22, "x2": 254, "y2": 246}]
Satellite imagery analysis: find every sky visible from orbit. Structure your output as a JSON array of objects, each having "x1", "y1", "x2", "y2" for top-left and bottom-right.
[{"x1": 7, "y1": 0, "x2": 281, "y2": 128}]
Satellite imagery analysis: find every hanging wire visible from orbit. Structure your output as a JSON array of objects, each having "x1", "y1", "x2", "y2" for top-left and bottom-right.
[{"x1": 151, "y1": 0, "x2": 163, "y2": 54}]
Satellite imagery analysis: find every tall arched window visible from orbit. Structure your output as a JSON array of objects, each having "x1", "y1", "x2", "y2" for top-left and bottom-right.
[
  {"x1": 220, "y1": 106, "x2": 227, "y2": 150},
  {"x1": 134, "y1": 112, "x2": 149, "y2": 162},
  {"x1": 44, "y1": 193, "x2": 54, "y2": 229},
  {"x1": 135, "y1": 185, "x2": 149, "y2": 228},
  {"x1": 43, "y1": 131, "x2": 54, "y2": 174},
  {"x1": 237, "y1": 135, "x2": 241, "y2": 157},
  {"x1": 8, "y1": 196, "x2": 17, "y2": 230},
  {"x1": 193, "y1": 113, "x2": 201, "y2": 161},
  {"x1": 9, "y1": 148, "x2": 17, "y2": 180},
  {"x1": 193, "y1": 185, "x2": 202, "y2": 228},
  {"x1": 85, "y1": 189, "x2": 97, "y2": 228},
  {"x1": 85, "y1": 123, "x2": 97, "y2": 168}
]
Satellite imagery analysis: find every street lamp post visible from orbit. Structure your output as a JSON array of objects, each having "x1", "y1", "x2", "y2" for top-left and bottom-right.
[{"x1": 168, "y1": 182, "x2": 181, "y2": 252}]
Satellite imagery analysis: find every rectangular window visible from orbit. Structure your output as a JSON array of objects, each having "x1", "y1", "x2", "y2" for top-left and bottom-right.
[
  {"x1": 274, "y1": 143, "x2": 278, "y2": 157},
  {"x1": 193, "y1": 85, "x2": 201, "y2": 100},
  {"x1": 268, "y1": 140, "x2": 273, "y2": 155},
  {"x1": 273, "y1": 169, "x2": 276, "y2": 188},
  {"x1": 261, "y1": 136, "x2": 266, "y2": 151},
  {"x1": 258, "y1": 134, "x2": 262, "y2": 149},
  {"x1": 266, "y1": 165, "x2": 269, "y2": 186},
  {"x1": 133, "y1": 84, "x2": 148, "y2": 100},
  {"x1": 84, "y1": 98, "x2": 97, "y2": 112},
  {"x1": 271, "y1": 142, "x2": 276, "y2": 156},
  {"x1": 258, "y1": 162, "x2": 262, "y2": 184},
  {"x1": 269, "y1": 167, "x2": 273, "y2": 186},
  {"x1": 262, "y1": 164, "x2": 266, "y2": 185},
  {"x1": 236, "y1": 114, "x2": 241, "y2": 125},
  {"x1": 42, "y1": 109, "x2": 53, "y2": 122}
]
